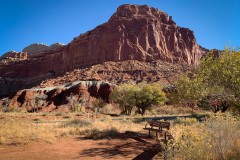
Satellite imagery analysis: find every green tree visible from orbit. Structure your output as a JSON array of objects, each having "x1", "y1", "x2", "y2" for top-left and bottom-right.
[
  {"x1": 134, "y1": 83, "x2": 167, "y2": 115},
  {"x1": 111, "y1": 83, "x2": 168, "y2": 115},
  {"x1": 110, "y1": 84, "x2": 136, "y2": 115},
  {"x1": 169, "y1": 75, "x2": 206, "y2": 113},
  {"x1": 199, "y1": 48, "x2": 240, "y2": 110},
  {"x1": 169, "y1": 48, "x2": 240, "y2": 112}
]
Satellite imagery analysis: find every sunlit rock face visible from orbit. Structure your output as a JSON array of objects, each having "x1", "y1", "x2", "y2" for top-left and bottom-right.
[
  {"x1": 0, "y1": 4, "x2": 207, "y2": 97},
  {"x1": 68, "y1": 4, "x2": 206, "y2": 67},
  {"x1": 22, "y1": 43, "x2": 65, "y2": 54}
]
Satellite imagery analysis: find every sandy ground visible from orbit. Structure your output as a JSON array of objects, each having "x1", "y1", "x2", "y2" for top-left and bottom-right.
[{"x1": 0, "y1": 133, "x2": 163, "y2": 160}]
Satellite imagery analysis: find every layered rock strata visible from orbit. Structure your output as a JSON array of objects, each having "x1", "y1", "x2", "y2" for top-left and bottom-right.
[{"x1": 0, "y1": 4, "x2": 207, "y2": 98}]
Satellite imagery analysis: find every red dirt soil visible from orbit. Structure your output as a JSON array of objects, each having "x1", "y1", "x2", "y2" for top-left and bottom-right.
[{"x1": 0, "y1": 134, "x2": 162, "y2": 160}]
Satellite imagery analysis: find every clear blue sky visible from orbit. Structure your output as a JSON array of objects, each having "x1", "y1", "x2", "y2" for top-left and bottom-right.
[{"x1": 0, "y1": 0, "x2": 239, "y2": 55}]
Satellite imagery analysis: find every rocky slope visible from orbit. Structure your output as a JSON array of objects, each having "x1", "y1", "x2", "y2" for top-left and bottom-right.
[
  {"x1": 39, "y1": 60, "x2": 190, "y2": 87},
  {"x1": 0, "y1": 4, "x2": 208, "y2": 111},
  {"x1": 2, "y1": 81, "x2": 111, "y2": 112}
]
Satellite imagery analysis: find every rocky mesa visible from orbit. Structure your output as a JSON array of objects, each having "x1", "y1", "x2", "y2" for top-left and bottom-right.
[{"x1": 0, "y1": 4, "x2": 208, "y2": 110}]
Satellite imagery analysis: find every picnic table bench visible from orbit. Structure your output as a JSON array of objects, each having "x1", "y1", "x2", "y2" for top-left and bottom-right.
[
  {"x1": 143, "y1": 120, "x2": 175, "y2": 157},
  {"x1": 143, "y1": 120, "x2": 173, "y2": 143}
]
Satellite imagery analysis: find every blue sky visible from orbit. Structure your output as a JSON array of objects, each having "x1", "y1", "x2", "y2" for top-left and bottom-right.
[{"x1": 0, "y1": 0, "x2": 239, "y2": 55}]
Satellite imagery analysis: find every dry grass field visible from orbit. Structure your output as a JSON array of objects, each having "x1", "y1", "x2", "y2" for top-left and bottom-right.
[{"x1": 0, "y1": 110, "x2": 240, "y2": 160}]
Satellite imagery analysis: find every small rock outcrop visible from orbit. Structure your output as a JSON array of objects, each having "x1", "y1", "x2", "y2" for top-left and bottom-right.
[
  {"x1": 50, "y1": 43, "x2": 65, "y2": 50},
  {"x1": 6, "y1": 81, "x2": 111, "y2": 112},
  {"x1": 22, "y1": 43, "x2": 65, "y2": 54},
  {"x1": 0, "y1": 51, "x2": 27, "y2": 61},
  {"x1": 22, "y1": 43, "x2": 50, "y2": 54}
]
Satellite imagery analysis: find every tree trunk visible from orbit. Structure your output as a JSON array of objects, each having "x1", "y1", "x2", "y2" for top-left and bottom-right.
[
  {"x1": 188, "y1": 102, "x2": 195, "y2": 114},
  {"x1": 141, "y1": 109, "x2": 145, "y2": 116},
  {"x1": 221, "y1": 101, "x2": 229, "y2": 112}
]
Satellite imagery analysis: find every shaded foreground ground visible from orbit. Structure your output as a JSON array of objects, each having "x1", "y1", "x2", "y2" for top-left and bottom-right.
[{"x1": 0, "y1": 132, "x2": 163, "y2": 160}]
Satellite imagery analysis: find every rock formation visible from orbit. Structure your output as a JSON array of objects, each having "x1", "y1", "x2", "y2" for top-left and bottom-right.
[
  {"x1": 0, "y1": 4, "x2": 208, "y2": 108},
  {"x1": 0, "y1": 51, "x2": 27, "y2": 63},
  {"x1": 22, "y1": 43, "x2": 65, "y2": 54},
  {"x1": 5, "y1": 81, "x2": 111, "y2": 112},
  {"x1": 22, "y1": 43, "x2": 50, "y2": 54}
]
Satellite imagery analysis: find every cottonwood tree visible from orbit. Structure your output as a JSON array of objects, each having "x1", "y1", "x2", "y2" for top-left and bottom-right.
[
  {"x1": 110, "y1": 84, "x2": 136, "y2": 115},
  {"x1": 169, "y1": 48, "x2": 240, "y2": 113},
  {"x1": 199, "y1": 48, "x2": 240, "y2": 111},
  {"x1": 134, "y1": 83, "x2": 167, "y2": 115},
  {"x1": 111, "y1": 83, "x2": 167, "y2": 115},
  {"x1": 168, "y1": 75, "x2": 206, "y2": 113}
]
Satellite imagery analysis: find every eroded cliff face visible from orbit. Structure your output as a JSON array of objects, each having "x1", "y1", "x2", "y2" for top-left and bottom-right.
[
  {"x1": 67, "y1": 4, "x2": 206, "y2": 69},
  {"x1": 0, "y1": 4, "x2": 207, "y2": 97},
  {"x1": 2, "y1": 81, "x2": 111, "y2": 112}
]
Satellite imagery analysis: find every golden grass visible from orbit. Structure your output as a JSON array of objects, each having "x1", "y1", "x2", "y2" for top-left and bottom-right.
[
  {"x1": 1, "y1": 110, "x2": 240, "y2": 160},
  {"x1": 169, "y1": 113, "x2": 240, "y2": 160},
  {"x1": 0, "y1": 113, "x2": 146, "y2": 145},
  {"x1": 61, "y1": 117, "x2": 145, "y2": 139},
  {"x1": 154, "y1": 105, "x2": 208, "y2": 116},
  {"x1": 0, "y1": 119, "x2": 57, "y2": 145}
]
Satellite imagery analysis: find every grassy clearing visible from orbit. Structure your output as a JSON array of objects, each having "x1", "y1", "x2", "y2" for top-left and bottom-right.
[
  {"x1": 1, "y1": 111, "x2": 240, "y2": 160},
  {"x1": 61, "y1": 117, "x2": 145, "y2": 139},
  {"x1": 0, "y1": 114, "x2": 145, "y2": 145},
  {"x1": 0, "y1": 119, "x2": 57, "y2": 145}
]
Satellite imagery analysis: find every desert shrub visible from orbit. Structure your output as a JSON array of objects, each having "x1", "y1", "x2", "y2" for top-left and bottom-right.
[
  {"x1": 157, "y1": 105, "x2": 194, "y2": 115},
  {"x1": 93, "y1": 98, "x2": 107, "y2": 113},
  {"x1": 99, "y1": 103, "x2": 118, "y2": 115},
  {"x1": 0, "y1": 98, "x2": 10, "y2": 112},
  {"x1": 61, "y1": 119, "x2": 92, "y2": 128},
  {"x1": 62, "y1": 115, "x2": 72, "y2": 119},
  {"x1": 82, "y1": 127, "x2": 120, "y2": 139},
  {"x1": 55, "y1": 112, "x2": 63, "y2": 116},
  {"x1": 33, "y1": 118, "x2": 41, "y2": 122},
  {"x1": 131, "y1": 117, "x2": 144, "y2": 123},
  {"x1": 75, "y1": 112, "x2": 84, "y2": 116},
  {"x1": 171, "y1": 113, "x2": 240, "y2": 160},
  {"x1": 148, "y1": 108, "x2": 157, "y2": 115},
  {"x1": 191, "y1": 113, "x2": 209, "y2": 120},
  {"x1": 7, "y1": 106, "x2": 27, "y2": 113},
  {"x1": 66, "y1": 95, "x2": 87, "y2": 113},
  {"x1": 174, "y1": 117, "x2": 198, "y2": 125},
  {"x1": 101, "y1": 115, "x2": 113, "y2": 122},
  {"x1": 33, "y1": 94, "x2": 48, "y2": 112},
  {"x1": 41, "y1": 113, "x2": 48, "y2": 117}
]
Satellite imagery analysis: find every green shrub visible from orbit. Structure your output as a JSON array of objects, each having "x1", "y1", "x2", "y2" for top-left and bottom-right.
[
  {"x1": 82, "y1": 127, "x2": 120, "y2": 139},
  {"x1": 61, "y1": 119, "x2": 92, "y2": 128},
  {"x1": 174, "y1": 117, "x2": 198, "y2": 125}
]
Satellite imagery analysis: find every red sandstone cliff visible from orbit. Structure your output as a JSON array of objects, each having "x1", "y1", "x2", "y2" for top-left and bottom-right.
[{"x1": 0, "y1": 4, "x2": 207, "y2": 97}]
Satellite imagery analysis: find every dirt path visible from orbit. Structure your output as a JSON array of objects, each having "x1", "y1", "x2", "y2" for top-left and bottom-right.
[{"x1": 0, "y1": 133, "x2": 162, "y2": 160}]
